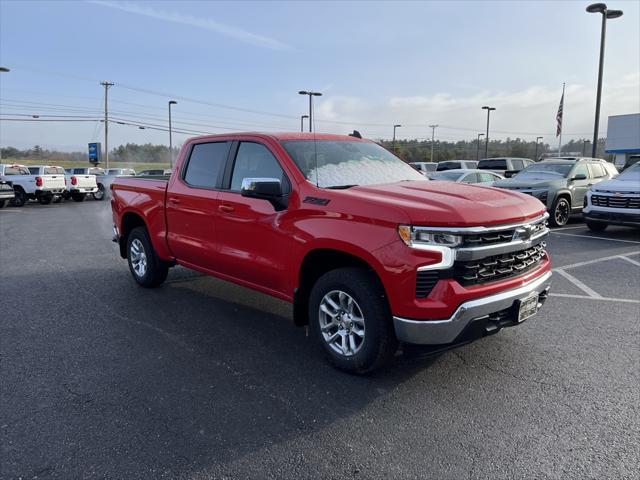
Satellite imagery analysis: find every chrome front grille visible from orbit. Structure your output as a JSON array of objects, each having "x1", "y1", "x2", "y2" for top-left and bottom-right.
[{"x1": 453, "y1": 243, "x2": 546, "y2": 286}]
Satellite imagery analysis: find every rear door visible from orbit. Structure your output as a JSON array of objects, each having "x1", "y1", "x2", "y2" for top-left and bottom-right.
[
  {"x1": 215, "y1": 140, "x2": 292, "y2": 293},
  {"x1": 165, "y1": 141, "x2": 231, "y2": 270}
]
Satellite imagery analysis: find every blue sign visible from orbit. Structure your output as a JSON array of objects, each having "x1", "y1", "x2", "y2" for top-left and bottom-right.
[{"x1": 88, "y1": 142, "x2": 101, "y2": 163}]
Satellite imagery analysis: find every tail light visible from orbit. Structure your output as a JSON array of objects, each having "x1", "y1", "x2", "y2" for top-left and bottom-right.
[
  {"x1": 64, "y1": 177, "x2": 67, "y2": 186},
  {"x1": 71, "y1": 176, "x2": 77, "y2": 186},
  {"x1": 35, "y1": 176, "x2": 43, "y2": 187}
]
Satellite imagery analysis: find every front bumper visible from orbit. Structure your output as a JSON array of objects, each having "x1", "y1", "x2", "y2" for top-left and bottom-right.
[
  {"x1": 583, "y1": 209, "x2": 640, "y2": 227},
  {"x1": 393, "y1": 270, "x2": 552, "y2": 345},
  {"x1": 0, "y1": 190, "x2": 15, "y2": 200}
]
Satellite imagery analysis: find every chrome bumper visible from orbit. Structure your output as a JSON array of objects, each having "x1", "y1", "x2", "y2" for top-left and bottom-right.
[{"x1": 393, "y1": 270, "x2": 552, "y2": 345}]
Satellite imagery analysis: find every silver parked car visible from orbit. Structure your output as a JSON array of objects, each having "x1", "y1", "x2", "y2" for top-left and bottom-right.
[{"x1": 430, "y1": 169, "x2": 504, "y2": 184}]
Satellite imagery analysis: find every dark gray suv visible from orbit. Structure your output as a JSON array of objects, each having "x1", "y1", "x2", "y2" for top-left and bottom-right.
[{"x1": 492, "y1": 158, "x2": 618, "y2": 227}]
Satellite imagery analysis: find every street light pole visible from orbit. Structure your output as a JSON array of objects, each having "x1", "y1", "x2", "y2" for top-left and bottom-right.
[
  {"x1": 168, "y1": 100, "x2": 177, "y2": 168},
  {"x1": 429, "y1": 124, "x2": 438, "y2": 162},
  {"x1": 298, "y1": 91, "x2": 322, "y2": 132},
  {"x1": 586, "y1": 3, "x2": 623, "y2": 158},
  {"x1": 476, "y1": 133, "x2": 485, "y2": 161},
  {"x1": 0, "y1": 67, "x2": 9, "y2": 160},
  {"x1": 300, "y1": 115, "x2": 309, "y2": 132},
  {"x1": 393, "y1": 124, "x2": 402, "y2": 154},
  {"x1": 482, "y1": 106, "x2": 496, "y2": 158},
  {"x1": 535, "y1": 136, "x2": 543, "y2": 161},
  {"x1": 582, "y1": 139, "x2": 588, "y2": 156}
]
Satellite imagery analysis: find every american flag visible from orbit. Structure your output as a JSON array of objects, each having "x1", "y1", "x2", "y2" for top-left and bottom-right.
[{"x1": 556, "y1": 89, "x2": 564, "y2": 137}]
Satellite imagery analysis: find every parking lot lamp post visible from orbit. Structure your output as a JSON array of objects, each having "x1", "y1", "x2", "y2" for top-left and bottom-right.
[
  {"x1": 168, "y1": 100, "x2": 177, "y2": 168},
  {"x1": 298, "y1": 91, "x2": 322, "y2": 132},
  {"x1": 586, "y1": 3, "x2": 623, "y2": 158},
  {"x1": 0, "y1": 67, "x2": 9, "y2": 160},
  {"x1": 535, "y1": 136, "x2": 543, "y2": 161},
  {"x1": 300, "y1": 115, "x2": 309, "y2": 132},
  {"x1": 476, "y1": 133, "x2": 485, "y2": 161},
  {"x1": 482, "y1": 106, "x2": 496, "y2": 158},
  {"x1": 393, "y1": 124, "x2": 402, "y2": 154},
  {"x1": 429, "y1": 124, "x2": 438, "y2": 162}
]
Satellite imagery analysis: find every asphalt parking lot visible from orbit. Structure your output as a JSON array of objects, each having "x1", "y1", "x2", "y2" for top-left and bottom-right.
[{"x1": 1, "y1": 201, "x2": 639, "y2": 479}]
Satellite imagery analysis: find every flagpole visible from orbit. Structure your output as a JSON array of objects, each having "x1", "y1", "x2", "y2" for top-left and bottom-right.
[{"x1": 558, "y1": 83, "x2": 565, "y2": 155}]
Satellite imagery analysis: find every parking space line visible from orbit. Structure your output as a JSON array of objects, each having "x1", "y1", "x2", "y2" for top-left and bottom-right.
[
  {"x1": 554, "y1": 269, "x2": 602, "y2": 298},
  {"x1": 554, "y1": 225, "x2": 590, "y2": 231},
  {"x1": 555, "y1": 251, "x2": 640, "y2": 270},
  {"x1": 618, "y1": 255, "x2": 640, "y2": 267},
  {"x1": 550, "y1": 231, "x2": 640, "y2": 244},
  {"x1": 549, "y1": 293, "x2": 640, "y2": 304}
]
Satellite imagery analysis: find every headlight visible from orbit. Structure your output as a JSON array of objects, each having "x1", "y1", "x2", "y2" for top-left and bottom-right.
[{"x1": 398, "y1": 225, "x2": 463, "y2": 248}]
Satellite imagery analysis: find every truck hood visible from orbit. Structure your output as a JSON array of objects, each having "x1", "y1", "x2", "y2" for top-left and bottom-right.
[
  {"x1": 592, "y1": 178, "x2": 640, "y2": 194},
  {"x1": 345, "y1": 180, "x2": 546, "y2": 226}
]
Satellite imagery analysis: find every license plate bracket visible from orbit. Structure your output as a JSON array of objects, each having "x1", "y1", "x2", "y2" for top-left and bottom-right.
[{"x1": 516, "y1": 293, "x2": 539, "y2": 323}]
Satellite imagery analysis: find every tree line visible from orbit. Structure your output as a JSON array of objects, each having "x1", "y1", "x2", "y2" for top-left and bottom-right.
[{"x1": 1, "y1": 137, "x2": 608, "y2": 165}]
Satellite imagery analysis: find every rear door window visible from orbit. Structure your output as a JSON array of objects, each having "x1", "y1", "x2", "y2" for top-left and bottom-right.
[
  {"x1": 511, "y1": 159, "x2": 525, "y2": 170},
  {"x1": 589, "y1": 163, "x2": 606, "y2": 178},
  {"x1": 461, "y1": 173, "x2": 478, "y2": 183},
  {"x1": 183, "y1": 141, "x2": 230, "y2": 189}
]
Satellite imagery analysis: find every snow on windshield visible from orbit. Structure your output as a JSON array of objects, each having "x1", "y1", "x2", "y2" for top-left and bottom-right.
[{"x1": 282, "y1": 140, "x2": 425, "y2": 188}]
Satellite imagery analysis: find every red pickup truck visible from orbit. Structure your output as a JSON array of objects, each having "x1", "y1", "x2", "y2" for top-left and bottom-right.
[{"x1": 111, "y1": 133, "x2": 552, "y2": 373}]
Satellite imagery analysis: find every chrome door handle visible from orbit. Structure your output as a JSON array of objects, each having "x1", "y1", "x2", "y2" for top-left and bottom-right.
[{"x1": 218, "y1": 204, "x2": 234, "y2": 213}]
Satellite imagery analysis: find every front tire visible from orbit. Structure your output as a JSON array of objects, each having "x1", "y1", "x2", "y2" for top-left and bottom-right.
[
  {"x1": 126, "y1": 227, "x2": 169, "y2": 288},
  {"x1": 549, "y1": 197, "x2": 571, "y2": 227},
  {"x1": 309, "y1": 268, "x2": 398, "y2": 374},
  {"x1": 586, "y1": 220, "x2": 608, "y2": 232}
]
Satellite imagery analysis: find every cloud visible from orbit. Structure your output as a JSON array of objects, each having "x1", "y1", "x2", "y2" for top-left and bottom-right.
[
  {"x1": 314, "y1": 74, "x2": 640, "y2": 141},
  {"x1": 89, "y1": 0, "x2": 292, "y2": 51}
]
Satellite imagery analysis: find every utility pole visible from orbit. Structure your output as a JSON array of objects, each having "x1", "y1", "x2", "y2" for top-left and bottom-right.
[
  {"x1": 393, "y1": 124, "x2": 402, "y2": 154},
  {"x1": 429, "y1": 124, "x2": 438, "y2": 162},
  {"x1": 168, "y1": 100, "x2": 177, "y2": 168},
  {"x1": 482, "y1": 106, "x2": 496, "y2": 158},
  {"x1": 100, "y1": 81, "x2": 114, "y2": 169}
]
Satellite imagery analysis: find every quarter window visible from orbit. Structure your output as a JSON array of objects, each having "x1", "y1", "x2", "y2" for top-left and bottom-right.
[
  {"x1": 183, "y1": 142, "x2": 230, "y2": 189},
  {"x1": 511, "y1": 159, "x2": 524, "y2": 170},
  {"x1": 230, "y1": 142, "x2": 289, "y2": 193},
  {"x1": 589, "y1": 163, "x2": 606, "y2": 178}
]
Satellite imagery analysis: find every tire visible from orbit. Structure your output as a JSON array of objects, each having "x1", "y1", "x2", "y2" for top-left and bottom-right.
[
  {"x1": 549, "y1": 197, "x2": 571, "y2": 227},
  {"x1": 38, "y1": 194, "x2": 53, "y2": 205},
  {"x1": 72, "y1": 193, "x2": 86, "y2": 202},
  {"x1": 308, "y1": 267, "x2": 398, "y2": 374},
  {"x1": 586, "y1": 221, "x2": 608, "y2": 232},
  {"x1": 0, "y1": 200, "x2": 5, "y2": 209},
  {"x1": 10, "y1": 188, "x2": 26, "y2": 207},
  {"x1": 126, "y1": 227, "x2": 169, "y2": 288},
  {"x1": 93, "y1": 184, "x2": 105, "y2": 201}
]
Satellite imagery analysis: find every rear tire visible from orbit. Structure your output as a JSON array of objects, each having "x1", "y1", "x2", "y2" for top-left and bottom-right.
[
  {"x1": 586, "y1": 221, "x2": 607, "y2": 232},
  {"x1": 10, "y1": 188, "x2": 26, "y2": 207},
  {"x1": 72, "y1": 193, "x2": 86, "y2": 202},
  {"x1": 309, "y1": 267, "x2": 398, "y2": 374},
  {"x1": 549, "y1": 197, "x2": 571, "y2": 227},
  {"x1": 126, "y1": 227, "x2": 169, "y2": 288},
  {"x1": 93, "y1": 184, "x2": 105, "y2": 201},
  {"x1": 38, "y1": 194, "x2": 53, "y2": 205}
]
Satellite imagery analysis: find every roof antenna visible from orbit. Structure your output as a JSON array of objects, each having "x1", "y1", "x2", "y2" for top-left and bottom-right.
[{"x1": 349, "y1": 130, "x2": 362, "y2": 139}]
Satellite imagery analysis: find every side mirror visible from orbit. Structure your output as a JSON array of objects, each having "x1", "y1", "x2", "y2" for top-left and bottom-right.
[
  {"x1": 504, "y1": 170, "x2": 518, "y2": 178},
  {"x1": 571, "y1": 173, "x2": 587, "y2": 181},
  {"x1": 240, "y1": 178, "x2": 288, "y2": 211}
]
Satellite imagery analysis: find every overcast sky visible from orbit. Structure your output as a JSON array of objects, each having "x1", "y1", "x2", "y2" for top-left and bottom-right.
[{"x1": 1, "y1": 0, "x2": 638, "y2": 151}]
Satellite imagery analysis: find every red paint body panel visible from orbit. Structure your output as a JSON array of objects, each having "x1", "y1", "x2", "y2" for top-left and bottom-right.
[{"x1": 111, "y1": 132, "x2": 551, "y2": 321}]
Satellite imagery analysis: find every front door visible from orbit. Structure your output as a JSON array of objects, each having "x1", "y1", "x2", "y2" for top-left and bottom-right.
[
  {"x1": 569, "y1": 163, "x2": 592, "y2": 209},
  {"x1": 215, "y1": 141, "x2": 292, "y2": 294}
]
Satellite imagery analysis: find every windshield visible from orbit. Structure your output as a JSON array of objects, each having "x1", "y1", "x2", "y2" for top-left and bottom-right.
[
  {"x1": 281, "y1": 140, "x2": 425, "y2": 188},
  {"x1": 617, "y1": 162, "x2": 640, "y2": 181},
  {"x1": 432, "y1": 171, "x2": 462, "y2": 181},
  {"x1": 515, "y1": 163, "x2": 572, "y2": 178},
  {"x1": 44, "y1": 167, "x2": 65, "y2": 175}
]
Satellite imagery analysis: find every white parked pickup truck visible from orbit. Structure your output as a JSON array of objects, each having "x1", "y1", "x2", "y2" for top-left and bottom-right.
[{"x1": 0, "y1": 163, "x2": 66, "y2": 206}]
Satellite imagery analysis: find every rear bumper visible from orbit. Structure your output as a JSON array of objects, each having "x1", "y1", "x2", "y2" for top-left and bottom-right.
[
  {"x1": 70, "y1": 187, "x2": 98, "y2": 193},
  {"x1": 393, "y1": 270, "x2": 552, "y2": 345},
  {"x1": 0, "y1": 190, "x2": 15, "y2": 200},
  {"x1": 35, "y1": 188, "x2": 65, "y2": 196}
]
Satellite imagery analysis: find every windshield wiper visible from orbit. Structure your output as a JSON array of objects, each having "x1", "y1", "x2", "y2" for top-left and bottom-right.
[{"x1": 326, "y1": 184, "x2": 359, "y2": 189}]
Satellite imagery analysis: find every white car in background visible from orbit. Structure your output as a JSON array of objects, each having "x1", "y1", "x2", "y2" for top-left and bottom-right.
[
  {"x1": 430, "y1": 168, "x2": 504, "y2": 185},
  {"x1": 409, "y1": 162, "x2": 438, "y2": 175},
  {"x1": 0, "y1": 163, "x2": 66, "y2": 206},
  {"x1": 583, "y1": 162, "x2": 640, "y2": 231}
]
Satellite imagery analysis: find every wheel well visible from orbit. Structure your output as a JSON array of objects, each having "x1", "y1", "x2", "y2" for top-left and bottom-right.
[
  {"x1": 119, "y1": 212, "x2": 146, "y2": 258},
  {"x1": 555, "y1": 192, "x2": 571, "y2": 204},
  {"x1": 293, "y1": 249, "x2": 382, "y2": 327},
  {"x1": 13, "y1": 184, "x2": 25, "y2": 193}
]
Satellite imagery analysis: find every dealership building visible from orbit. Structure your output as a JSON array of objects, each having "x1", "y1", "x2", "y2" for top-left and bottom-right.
[{"x1": 605, "y1": 113, "x2": 640, "y2": 167}]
